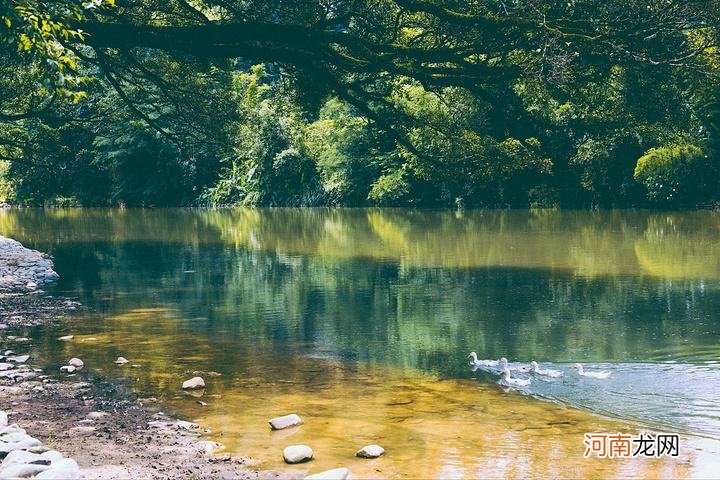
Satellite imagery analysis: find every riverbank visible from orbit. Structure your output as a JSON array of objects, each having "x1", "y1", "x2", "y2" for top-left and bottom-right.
[{"x1": 0, "y1": 236, "x2": 284, "y2": 479}]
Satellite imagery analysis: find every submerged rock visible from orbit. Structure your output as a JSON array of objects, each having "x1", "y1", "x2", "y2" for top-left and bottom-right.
[
  {"x1": 305, "y1": 467, "x2": 350, "y2": 480},
  {"x1": 114, "y1": 357, "x2": 129, "y2": 365},
  {"x1": 181, "y1": 377, "x2": 205, "y2": 389},
  {"x1": 356, "y1": 444, "x2": 385, "y2": 458},
  {"x1": 68, "y1": 358, "x2": 84, "y2": 369},
  {"x1": 57, "y1": 335, "x2": 74, "y2": 341},
  {"x1": 269, "y1": 413, "x2": 303, "y2": 430},
  {"x1": 59, "y1": 365, "x2": 76, "y2": 374},
  {"x1": 283, "y1": 445, "x2": 313, "y2": 464}
]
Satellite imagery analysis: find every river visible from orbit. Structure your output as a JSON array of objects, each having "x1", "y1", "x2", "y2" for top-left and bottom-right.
[{"x1": 2, "y1": 208, "x2": 719, "y2": 478}]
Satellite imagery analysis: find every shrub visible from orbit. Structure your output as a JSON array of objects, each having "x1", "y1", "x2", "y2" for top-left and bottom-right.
[{"x1": 633, "y1": 143, "x2": 707, "y2": 205}]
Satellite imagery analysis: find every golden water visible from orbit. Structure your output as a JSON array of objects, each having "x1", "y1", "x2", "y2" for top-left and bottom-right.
[{"x1": 36, "y1": 308, "x2": 717, "y2": 479}]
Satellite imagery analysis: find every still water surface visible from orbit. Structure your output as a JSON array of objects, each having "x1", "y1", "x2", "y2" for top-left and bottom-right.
[{"x1": 2, "y1": 208, "x2": 719, "y2": 478}]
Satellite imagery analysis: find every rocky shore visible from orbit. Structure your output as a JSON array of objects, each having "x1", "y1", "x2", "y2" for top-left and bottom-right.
[
  {"x1": 0, "y1": 237, "x2": 59, "y2": 293},
  {"x1": 0, "y1": 236, "x2": 283, "y2": 479}
]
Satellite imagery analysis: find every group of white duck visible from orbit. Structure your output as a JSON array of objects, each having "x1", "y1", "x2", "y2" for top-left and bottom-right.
[{"x1": 468, "y1": 352, "x2": 611, "y2": 388}]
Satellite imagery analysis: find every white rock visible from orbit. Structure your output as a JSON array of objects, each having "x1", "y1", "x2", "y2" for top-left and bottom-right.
[
  {"x1": 9, "y1": 355, "x2": 29, "y2": 363},
  {"x1": 0, "y1": 363, "x2": 13, "y2": 371},
  {"x1": 195, "y1": 440, "x2": 225, "y2": 455},
  {"x1": 114, "y1": 357, "x2": 129, "y2": 365},
  {"x1": 2, "y1": 449, "x2": 43, "y2": 465},
  {"x1": 57, "y1": 335, "x2": 74, "y2": 341},
  {"x1": 60, "y1": 365, "x2": 76, "y2": 374},
  {"x1": 68, "y1": 358, "x2": 84, "y2": 368},
  {"x1": 35, "y1": 458, "x2": 81, "y2": 479},
  {"x1": 0, "y1": 410, "x2": 7, "y2": 426},
  {"x1": 356, "y1": 444, "x2": 385, "y2": 458},
  {"x1": 0, "y1": 462, "x2": 49, "y2": 478},
  {"x1": 305, "y1": 468, "x2": 350, "y2": 480},
  {"x1": 269, "y1": 413, "x2": 303, "y2": 430},
  {"x1": 182, "y1": 377, "x2": 205, "y2": 389},
  {"x1": 0, "y1": 437, "x2": 43, "y2": 455},
  {"x1": 283, "y1": 445, "x2": 313, "y2": 464},
  {"x1": 40, "y1": 450, "x2": 64, "y2": 463},
  {"x1": 87, "y1": 411, "x2": 109, "y2": 420}
]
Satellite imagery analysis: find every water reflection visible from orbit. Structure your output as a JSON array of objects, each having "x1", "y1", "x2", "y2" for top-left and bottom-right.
[
  {"x1": 3, "y1": 208, "x2": 720, "y2": 279},
  {"x1": 2, "y1": 208, "x2": 720, "y2": 476}
]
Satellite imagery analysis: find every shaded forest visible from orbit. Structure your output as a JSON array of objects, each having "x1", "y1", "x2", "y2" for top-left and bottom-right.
[{"x1": 1, "y1": 0, "x2": 719, "y2": 208}]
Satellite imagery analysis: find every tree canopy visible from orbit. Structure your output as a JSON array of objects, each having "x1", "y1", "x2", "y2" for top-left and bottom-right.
[{"x1": 1, "y1": 0, "x2": 719, "y2": 207}]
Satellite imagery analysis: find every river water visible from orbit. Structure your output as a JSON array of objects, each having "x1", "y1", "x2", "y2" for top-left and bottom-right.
[{"x1": 2, "y1": 208, "x2": 719, "y2": 478}]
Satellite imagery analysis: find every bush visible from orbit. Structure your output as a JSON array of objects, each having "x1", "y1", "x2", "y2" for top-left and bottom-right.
[{"x1": 633, "y1": 143, "x2": 707, "y2": 205}]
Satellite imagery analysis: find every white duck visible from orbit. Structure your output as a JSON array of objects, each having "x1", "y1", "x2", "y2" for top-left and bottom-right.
[
  {"x1": 529, "y1": 361, "x2": 563, "y2": 378},
  {"x1": 499, "y1": 367, "x2": 531, "y2": 387},
  {"x1": 571, "y1": 363, "x2": 611, "y2": 379},
  {"x1": 468, "y1": 352, "x2": 499, "y2": 367},
  {"x1": 498, "y1": 357, "x2": 532, "y2": 373}
]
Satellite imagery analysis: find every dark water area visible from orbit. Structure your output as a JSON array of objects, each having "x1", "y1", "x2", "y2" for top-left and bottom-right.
[{"x1": 2, "y1": 208, "x2": 719, "y2": 477}]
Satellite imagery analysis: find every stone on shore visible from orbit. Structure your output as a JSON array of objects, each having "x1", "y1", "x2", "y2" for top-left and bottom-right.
[
  {"x1": 356, "y1": 444, "x2": 385, "y2": 458},
  {"x1": 305, "y1": 468, "x2": 350, "y2": 480},
  {"x1": 68, "y1": 358, "x2": 84, "y2": 369},
  {"x1": 0, "y1": 410, "x2": 7, "y2": 426},
  {"x1": 0, "y1": 462, "x2": 49, "y2": 478},
  {"x1": 269, "y1": 413, "x2": 303, "y2": 430},
  {"x1": 60, "y1": 365, "x2": 76, "y2": 374},
  {"x1": 283, "y1": 445, "x2": 313, "y2": 464},
  {"x1": 195, "y1": 440, "x2": 225, "y2": 455},
  {"x1": 86, "y1": 411, "x2": 109, "y2": 420},
  {"x1": 182, "y1": 377, "x2": 205, "y2": 389},
  {"x1": 34, "y1": 458, "x2": 81, "y2": 479},
  {"x1": 114, "y1": 357, "x2": 129, "y2": 365},
  {"x1": 8, "y1": 354, "x2": 30, "y2": 363}
]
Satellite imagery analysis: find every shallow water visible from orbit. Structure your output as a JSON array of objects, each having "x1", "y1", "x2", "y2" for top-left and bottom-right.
[{"x1": 2, "y1": 208, "x2": 720, "y2": 478}]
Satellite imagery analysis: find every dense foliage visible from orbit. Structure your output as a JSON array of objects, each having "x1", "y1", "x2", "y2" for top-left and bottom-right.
[{"x1": 1, "y1": 0, "x2": 719, "y2": 207}]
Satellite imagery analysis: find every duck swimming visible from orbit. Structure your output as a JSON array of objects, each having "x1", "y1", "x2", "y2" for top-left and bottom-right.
[
  {"x1": 529, "y1": 361, "x2": 563, "y2": 378},
  {"x1": 498, "y1": 357, "x2": 532, "y2": 373},
  {"x1": 468, "y1": 352, "x2": 499, "y2": 367},
  {"x1": 571, "y1": 363, "x2": 611, "y2": 379},
  {"x1": 499, "y1": 367, "x2": 531, "y2": 387}
]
